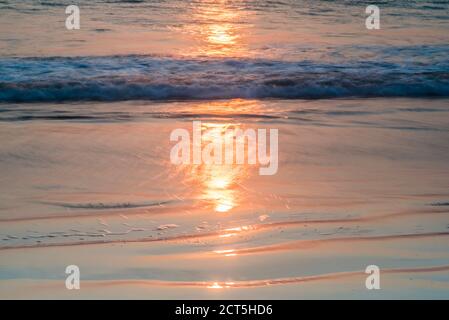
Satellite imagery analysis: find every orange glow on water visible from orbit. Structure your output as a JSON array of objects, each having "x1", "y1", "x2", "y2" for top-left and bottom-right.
[
  {"x1": 207, "y1": 282, "x2": 223, "y2": 289},
  {"x1": 182, "y1": 0, "x2": 249, "y2": 57},
  {"x1": 169, "y1": 100, "x2": 269, "y2": 214},
  {"x1": 200, "y1": 122, "x2": 241, "y2": 213}
]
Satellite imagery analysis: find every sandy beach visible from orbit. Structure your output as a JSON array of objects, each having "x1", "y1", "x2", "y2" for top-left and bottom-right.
[
  {"x1": 1, "y1": 98, "x2": 449, "y2": 298},
  {"x1": 1, "y1": 0, "x2": 449, "y2": 299}
]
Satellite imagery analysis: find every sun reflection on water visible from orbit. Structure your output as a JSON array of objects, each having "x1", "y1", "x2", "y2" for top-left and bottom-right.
[
  {"x1": 170, "y1": 99, "x2": 266, "y2": 214},
  {"x1": 171, "y1": 123, "x2": 245, "y2": 214},
  {"x1": 197, "y1": 122, "x2": 244, "y2": 213},
  {"x1": 181, "y1": 0, "x2": 250, "y2": 57}
]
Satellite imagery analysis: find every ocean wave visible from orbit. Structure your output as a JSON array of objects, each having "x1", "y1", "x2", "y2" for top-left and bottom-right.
[{"x1": 1, "y1": 53, "x2": 448, "y2": 102}]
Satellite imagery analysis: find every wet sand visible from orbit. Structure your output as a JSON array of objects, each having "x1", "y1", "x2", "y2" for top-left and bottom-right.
[{"x1": 1, "y1": 98, "x2": 448, "y2": 299}]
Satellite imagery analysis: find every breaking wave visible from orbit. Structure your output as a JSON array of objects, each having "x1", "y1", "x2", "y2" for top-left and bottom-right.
[{"x1": 1, "y1": 50, "x2": 448, "y2": 102}]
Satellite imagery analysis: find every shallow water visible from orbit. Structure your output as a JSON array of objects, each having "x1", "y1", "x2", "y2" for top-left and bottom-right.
[
  {"x1": 0, "y1": 0, "x2": 449, "y2": 299},
  {"x1": 1, "y1": 98, "x2": 449, "y2": 298}
]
